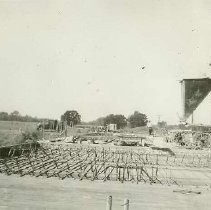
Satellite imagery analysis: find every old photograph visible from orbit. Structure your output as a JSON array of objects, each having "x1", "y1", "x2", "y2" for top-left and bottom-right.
[{"x1": 0, "y1": 0, "x2": 211, "y2": 209}]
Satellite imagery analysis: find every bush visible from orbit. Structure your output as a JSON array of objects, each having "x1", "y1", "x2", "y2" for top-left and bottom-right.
[{"x1": 21, "y1": 130, "x2": 42, "y2": 142}]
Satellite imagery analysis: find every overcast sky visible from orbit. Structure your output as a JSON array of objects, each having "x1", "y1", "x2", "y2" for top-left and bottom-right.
[{"x1": 0, "y1": 0, "x2": 211, "y2": 124}]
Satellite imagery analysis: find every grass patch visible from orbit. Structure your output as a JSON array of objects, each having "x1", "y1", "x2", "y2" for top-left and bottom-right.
[{"x1": 0, "y1": 121, "x2": 39, "y2": 146}]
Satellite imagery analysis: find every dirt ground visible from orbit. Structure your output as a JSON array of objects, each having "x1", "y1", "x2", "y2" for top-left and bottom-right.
[
  {"x1": 0, "y1": 174, "x2": 211, "y2": 210},
  {"x1": 1, "y1": 127, "x2": 211, "y2": 209}
]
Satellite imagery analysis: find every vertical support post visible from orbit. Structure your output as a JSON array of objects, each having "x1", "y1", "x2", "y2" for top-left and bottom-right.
[
  {"x1": 156, "y1": 154, "x2": 158, "y2": 165},
  {"x1": 181, "y1": 80, "x2": 186, "y2": 120},
  {"x1": 106, "y1": 196, "x2": 112, "y2": 210},
  {"x1": 64, "y1": 121, "x2": 67, "y2": 137},
  {"x1": 42, "y1": 121, "x2": 45, "y2": 139},
  {"x1": 191, "y1": 113, "x2": 194, "y2": 124},
  {"x1": 123, "y1": 198, "x2": 129, "y2": 210}
]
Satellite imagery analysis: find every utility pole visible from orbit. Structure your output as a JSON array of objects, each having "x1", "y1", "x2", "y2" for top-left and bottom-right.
[{"x1": 157, "y1": 115, "x2": 161, "y2": 123}]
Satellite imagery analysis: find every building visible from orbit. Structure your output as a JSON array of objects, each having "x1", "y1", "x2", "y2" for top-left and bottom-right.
[{"x1": 107, "y1": 124, "x2": 117, "y2": 131}]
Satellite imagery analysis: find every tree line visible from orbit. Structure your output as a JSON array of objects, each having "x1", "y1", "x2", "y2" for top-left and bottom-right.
[
  {"x1": 0, "y1": 109, "x2": 149, "y2": 129},
  {"x1": 60, "y1": 110, "x2": 148, "y2": 129},
  {"x1": 0, "y1": 111, "x2": 48, "y2": 122},
  {"x1": 89, "y1": 111, "x2": 148, "y2": 129}
]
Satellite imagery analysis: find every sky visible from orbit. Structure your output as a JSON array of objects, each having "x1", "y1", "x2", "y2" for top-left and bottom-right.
[{"x1": 0, "y1": 0, "x2": 211, "y2": 124}]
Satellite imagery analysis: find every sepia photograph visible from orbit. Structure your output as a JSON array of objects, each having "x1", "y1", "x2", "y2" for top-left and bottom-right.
[{"x1": 0, "y1": 0, "x2": 211, "y2": 209}]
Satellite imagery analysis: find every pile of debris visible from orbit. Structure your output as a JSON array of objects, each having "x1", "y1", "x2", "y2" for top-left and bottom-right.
[
  {"x1": 168, "y1": 130, "x2": 211, "y2": 149},
  {"x1": 113, "y1": 140, "x2": 138, "y2": 146}
]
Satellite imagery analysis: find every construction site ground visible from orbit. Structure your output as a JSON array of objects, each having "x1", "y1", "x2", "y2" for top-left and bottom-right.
[
  {"x1": 1, "y1": 136, "x2": 211, "y2": 210},
  {"x1": 0, "y1": 174, "x2": 211, "y2": 210}
]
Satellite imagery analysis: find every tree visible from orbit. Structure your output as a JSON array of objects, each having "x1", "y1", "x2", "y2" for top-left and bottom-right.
[
  {"x1": 128, "y1": 111, "x2": 148, "y2": 128},
  {"x1": 157, "y1": 121, "x2": 167, "y2": 128},
  {"x1": 89, "y1": 117, "x2": 105, "y2": 126},
  {"x1": 0, "y1": 112, "x2": 9, "y2": 121},
  {"x1": 103, "y1": 114, "x2": 127, "y2": 129},
  {"x1": 11, "y1": 110, "x2": 20, "y2": 116},
  {"x1": 10, "y1": 110, "x2": 21, "y2": 121},
  {"x1": 61, "y1": 110, "x2": 81, "y2": 126}
]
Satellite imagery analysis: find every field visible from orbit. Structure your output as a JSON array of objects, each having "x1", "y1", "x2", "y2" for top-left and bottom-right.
[
  {"x1": 0, "y1": 121, "x2": 37, "y2": 146},
  {"x1": 0, "y1": 121, "x2": 78, "y2": 146}
]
